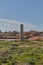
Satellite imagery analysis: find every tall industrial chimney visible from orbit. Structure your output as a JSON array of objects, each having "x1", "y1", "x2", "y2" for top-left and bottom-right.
[{"x1": 20, "y1": 24, "x2": 24, "y2": 41}]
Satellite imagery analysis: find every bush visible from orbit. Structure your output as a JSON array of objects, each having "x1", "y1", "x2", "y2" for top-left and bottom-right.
[{"x1": 29, "y1": 61, "x2": 35, "y2": 65}]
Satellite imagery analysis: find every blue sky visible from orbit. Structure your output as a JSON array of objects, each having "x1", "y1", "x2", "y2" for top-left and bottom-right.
[{"x1": 0, "y1": 0, "x2": 43, "y2": 31}]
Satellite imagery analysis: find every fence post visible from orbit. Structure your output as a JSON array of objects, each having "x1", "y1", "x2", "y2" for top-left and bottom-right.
[{"x1": 20, "y1": 24, "x2": 24, "y2": 41}]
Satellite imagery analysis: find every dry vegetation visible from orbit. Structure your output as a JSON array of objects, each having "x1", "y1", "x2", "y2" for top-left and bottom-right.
[{"x1": 0, "y1": 30, "x2": 43, "y2": 40}]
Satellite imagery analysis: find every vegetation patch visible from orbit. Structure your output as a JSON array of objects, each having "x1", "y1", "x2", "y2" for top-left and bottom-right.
[{"x1": 0, "y1": 41, "x2": 43, "y2": 65}]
